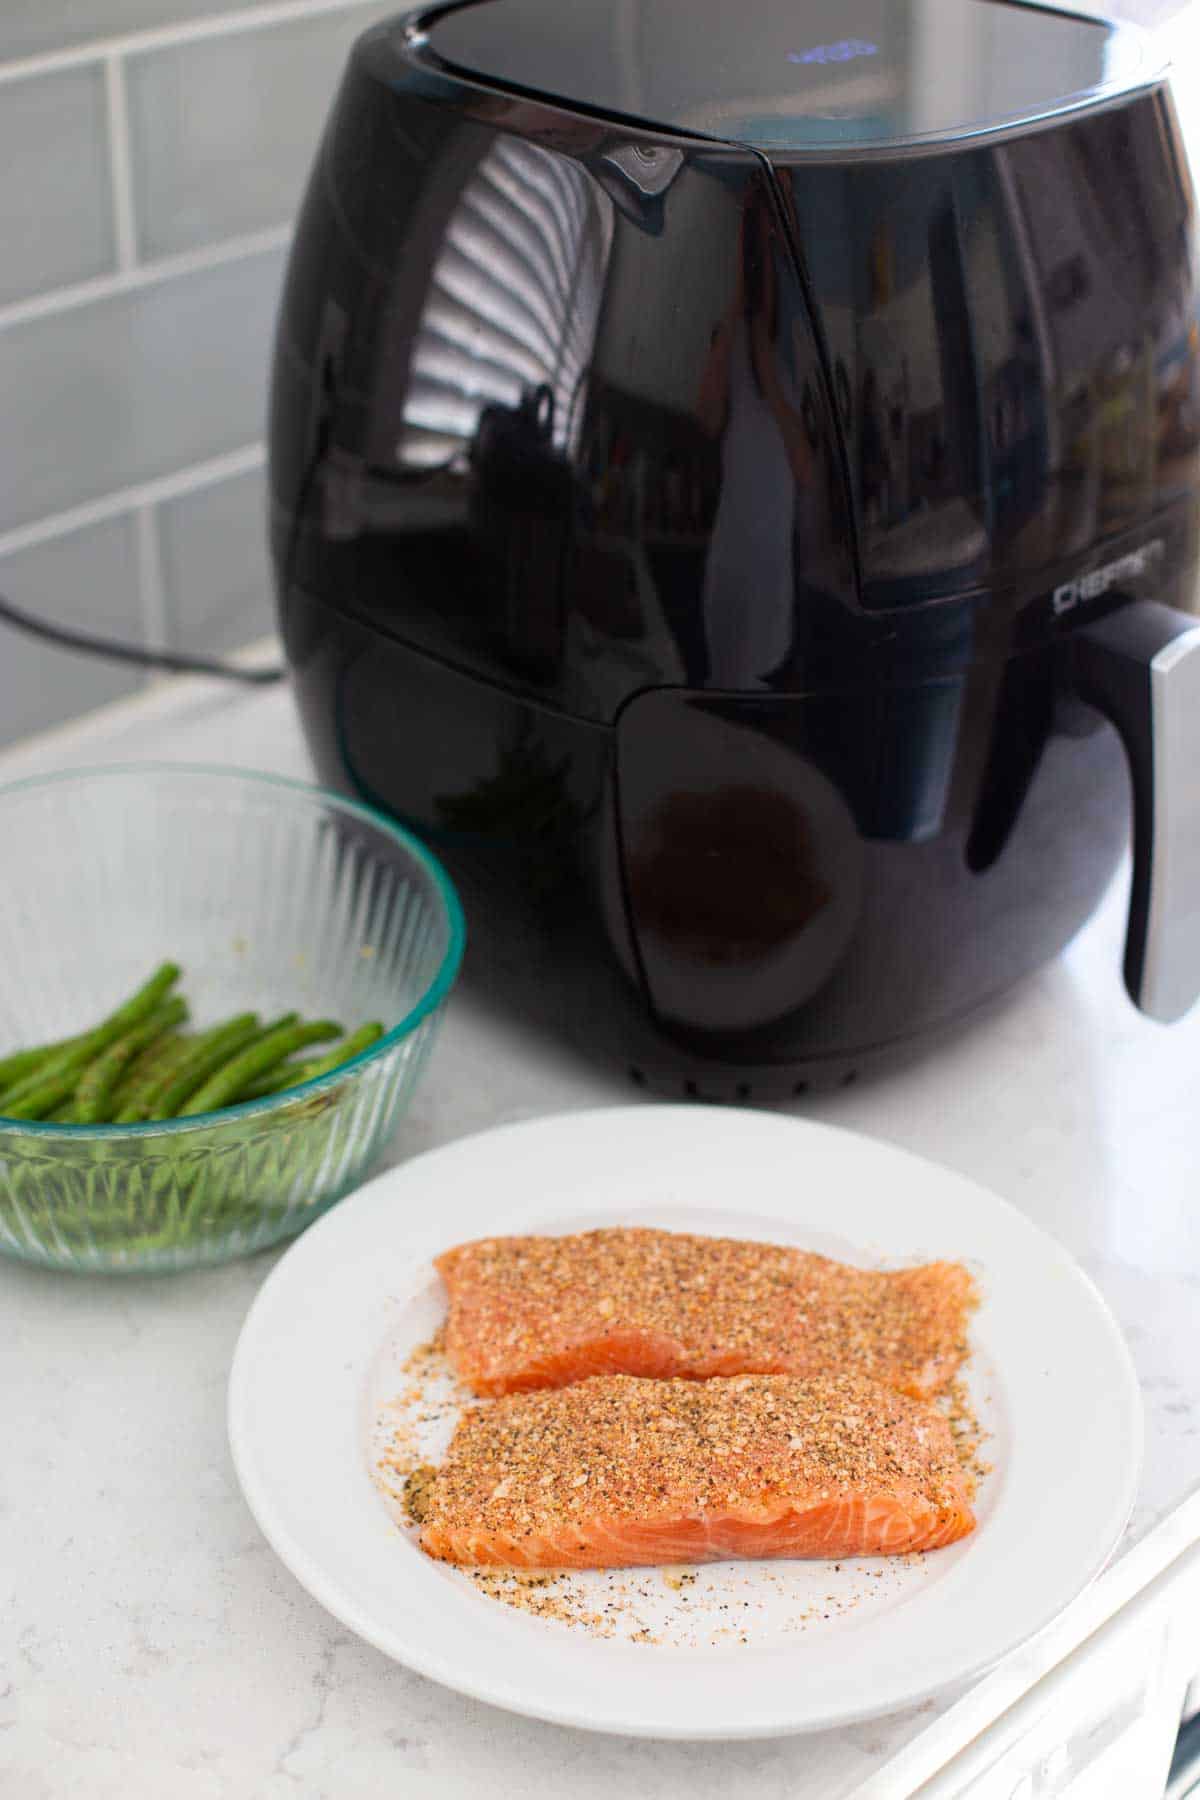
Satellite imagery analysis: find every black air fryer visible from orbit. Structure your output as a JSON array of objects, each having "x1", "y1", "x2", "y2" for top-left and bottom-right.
[{"x1": 271, "y1": 0, "x2": 1200, "y2": 1097}]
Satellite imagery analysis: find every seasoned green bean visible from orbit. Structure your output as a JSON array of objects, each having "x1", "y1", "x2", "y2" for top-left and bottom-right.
[
  {"x1": 5, "y1": 1066, "x2": 82, "y2": 1121},
  {"x1": 110, "y1": 1031, "x2": 191, "y2": 1116},
  {"x1": 237, "y1": 1061, "x2": 313, "y2": 1101},
  {"x1": 0, "y1": 1034, "x2": 85, "y2": 1095},
  {"x1": 234, "y1": 1024, "x2": 384, "y2": 1101},
  {"x1": 117, "y1": 1013, "x2": 263, "y2": 1123},
  {"x1": 180, "y1": 1018, "x2": 342, "y2": 1116},
  {"x1": 285, "y1": 1023, "x2": 384, "y2": 1087},
  {"x1": 2, "y1": 964, "x2": 182, "y2": 1120},
  {"x1": 74, "y1": 999, "x2": 189, "y2": 1124}
]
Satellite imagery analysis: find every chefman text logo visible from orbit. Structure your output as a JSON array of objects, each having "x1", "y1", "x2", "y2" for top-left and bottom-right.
[{"x1": 1052, "y1": 539, "x2": 1165, "y2": 616}]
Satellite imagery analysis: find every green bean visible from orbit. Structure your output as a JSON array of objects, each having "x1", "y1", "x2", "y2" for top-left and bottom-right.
[
  {"x1": 1, "y1": 965, "x2": 181, "y2": 1109},
  {"x1": 60, "y1": 1029, "x2": 174, "y2": 1123},
  {"x1": 237, "y1": 1061, "x2": 314, "y2": 1101},
  {"x1": 0, "y1": 1048, "x2": 48, "y2": 1093},
  {"x1": 180, "y1": 1018, "x2": 343, "y2": 1116},
  {"x1": 151, "y1": 1014, "x2": 272, "y2": 1121},
  {"x1": 117, "y1": 1013, "x2": 263, "y2": 1124},
  {"x1": 286, "y1": 1023, "x2": 384, "y2": 1086},
  {"x1": 0, "y1": 1034, "x2": 87, "y2": 1096},
  {"x1": 110, "y1": 1031, "x2": 191, "y2": 1116},
  {"x1": 4, "y1": 1065, "x2": 86, "y2": 1121},
  {"x1": 2, "y1": 964, "x2": 182, "y2": 1121},
  {"x1": 233, "y1": 1025, "x2": 385, "y2": 1101},
  {"x1": 74, "y1": 999, "x2": 189, "y2": 1124}
]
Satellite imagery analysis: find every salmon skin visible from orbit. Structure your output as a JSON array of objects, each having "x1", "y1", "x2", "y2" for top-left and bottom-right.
[
  {"x1": 414, "y1": 1372, "x2": 976, "y2": 1568},
  {"x1": 436, "y1": 1227, "x2": 976, "y2": 1401}
]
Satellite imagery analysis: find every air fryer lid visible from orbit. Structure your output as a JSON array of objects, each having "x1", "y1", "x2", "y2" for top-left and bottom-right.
[{"x1": 423, "y1": 0, "x2": 1149, "y2": 152}]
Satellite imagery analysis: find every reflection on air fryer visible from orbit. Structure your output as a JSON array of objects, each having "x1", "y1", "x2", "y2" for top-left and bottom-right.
[
  {"x1": 615, "y1": 698, "x2": 866, "y2": 1035},
  {"x1": 395, "y1": 135, "x2": 612, "y2": 477},
  {"x1": 626, "y1": 786, "x2": 832, "y2": 964},
  {"x1": 779, "y1": 101, "x2": 1200, "y2": 610}
]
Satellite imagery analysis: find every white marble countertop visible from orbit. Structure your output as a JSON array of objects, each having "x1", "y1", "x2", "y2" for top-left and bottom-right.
[{"x1": 2, "y1": 669, "x2": 1200, "y2": 1800}]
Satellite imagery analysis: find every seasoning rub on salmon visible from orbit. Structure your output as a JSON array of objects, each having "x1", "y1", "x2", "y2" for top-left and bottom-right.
[
  {"x1": 436, "y1": 1227, "x2": 976, "y2": 1401},
  {"x1": 415, "y1": 1372, "x2": 976, "y2": 1568}
]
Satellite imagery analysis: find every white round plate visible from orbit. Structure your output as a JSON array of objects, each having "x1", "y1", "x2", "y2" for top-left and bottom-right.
[{"x1": 228, "y1": 1106, "x2": 1141, "y2": 1740}]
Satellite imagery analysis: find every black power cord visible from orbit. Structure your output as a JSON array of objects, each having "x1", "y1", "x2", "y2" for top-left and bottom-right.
[{"x1": 0, "y1": 588, "x2": 286, "y2": 686}]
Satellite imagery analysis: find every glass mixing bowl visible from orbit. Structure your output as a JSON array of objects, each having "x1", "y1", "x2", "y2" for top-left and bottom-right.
[{"x1": 0, "y1": 764, "x2": 465, "y2": 1272}]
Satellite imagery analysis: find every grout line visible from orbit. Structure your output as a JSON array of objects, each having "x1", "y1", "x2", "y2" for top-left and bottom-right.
[
  {"x1": 0, "y1": 633, "x2": 286, "y2": 775},
  {"x1": 103, "y1": 55, "x2": 139, "y2": 272},
  {"x1": 134, "y1": 504, "x2": 171, "y2": 668},
  {"x1": 0, "y1": 0, "x2": 385, "y2": 87},
  {"x1": 0, "y1": 445, "x2": 266, "y2": 561},
  {"x1": 0, "y1": 222, "x2": 292, "y2": 333}
]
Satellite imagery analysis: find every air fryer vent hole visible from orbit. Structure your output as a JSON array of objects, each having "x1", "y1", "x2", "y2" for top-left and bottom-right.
[
  {"x1": 792, "y1": 1081, "x2": 810, "y2": 1097},
  {"x1": 734, "y1": 1082, "x2": 751, "y2": 1100},
  {"x1": 684, "y1": 1079, "x2": 699, "y2": 1098},
  {"x1": 629, "y1": 1066, "x2": 647, "y2": 1088},
  {"x1": 841, "y1": 1069, "x2": 859, "y2": 1088}
]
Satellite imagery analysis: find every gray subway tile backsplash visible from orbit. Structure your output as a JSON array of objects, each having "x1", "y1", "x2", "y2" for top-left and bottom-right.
[
  {"x1": 0, "y1": 245, "x2": 287, "y2": 536},
  {"x1": 0, "y1": 2, "x2": 387, "y2": 745},
  {"x1": 158, "y1": 466, "x2": 276, "y2": 655},
  {"x1": 126, "y1": 4, "x2": 391, "y2": 260},
  {"x1": 0, "y1": 66, "x2": 114, "y2": 308},
  {"x1": 0, "y1": 0, "x2": 265, "y2": 64},
  {"x1": 0, "y1": 518, "x2": 142, "y2": 748}
]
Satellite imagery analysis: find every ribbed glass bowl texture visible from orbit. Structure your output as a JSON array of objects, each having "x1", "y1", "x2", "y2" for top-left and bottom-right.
[{"x1": 0, "y1": 765, "x2": 465, "y2": 1273}]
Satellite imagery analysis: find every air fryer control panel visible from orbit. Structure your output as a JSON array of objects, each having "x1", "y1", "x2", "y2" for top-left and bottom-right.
[{"x1": 427, "y1": 0, "x2": 1147, "y2": 152}]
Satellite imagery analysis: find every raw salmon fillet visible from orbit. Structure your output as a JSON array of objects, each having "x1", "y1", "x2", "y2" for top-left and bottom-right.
[
  {"x1": 436, "y1": 1227, "x2": 976, "y2": 1400},
  {"x1": 414, "y1": 1372, "x2": 976, "y2": 1568}
]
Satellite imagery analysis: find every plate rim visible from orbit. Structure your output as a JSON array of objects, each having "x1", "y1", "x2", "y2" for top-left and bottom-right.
[{"x1": 228, "y1": 1103, "x2": 1143, "y2": 1740}]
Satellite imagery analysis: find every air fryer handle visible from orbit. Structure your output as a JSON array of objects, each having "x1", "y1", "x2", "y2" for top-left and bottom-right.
[{"x1": 1072, "y1": 600, "x2": 1200, "y2": 1023}]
